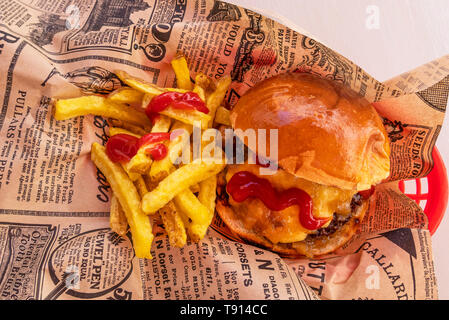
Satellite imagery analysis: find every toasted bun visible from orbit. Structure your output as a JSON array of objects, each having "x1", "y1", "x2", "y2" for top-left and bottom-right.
[
  {"x1": 230, "y1": 73, "x2": 391, "y2": 191},
  {"x1": 216, "y1": 198, "x2": 368, "y2": 258}
]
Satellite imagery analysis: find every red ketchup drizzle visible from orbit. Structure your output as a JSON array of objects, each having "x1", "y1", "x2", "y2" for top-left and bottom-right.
[
  {"x1": 105, "y1": 134, "x2": 139, "y2": 163},
  {"x1": 146, "y1": 91, "x2": 209, "y2": 124},
  {"x1": 226, "y1": 171, "x2": 330, "y2": 231},
  {"x1": 147, "y1": 143, "x2": 167, "y2": 161},
  {"x1": 106, "y1": 133, "x2": 171, "y2": 163},
  {"x1": 137, "y1": 132, "x2": 171, "y2": 148}
]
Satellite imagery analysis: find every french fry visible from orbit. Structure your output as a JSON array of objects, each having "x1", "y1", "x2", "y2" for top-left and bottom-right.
[
  {"x1": 141, "y1": 160, "x2": 225, "y2": 214},
  {"x1": 91, "y1": 143, "x2": 153, "y2": 259},
  {"x1": 193, "y1": 82, "x2": 206, "y2": 102},
  {"x1": 171, "y1": 54, "x2": 193, "y2": 91},
  {"x1": 108, "y1": 119, "x2": 149, "y2": 136},
  {"x1": 122, "y1": 162, "x2": 141, "y2": 181},
  {"x1": 54, "y1": 96, "x2": 151, "y2": 128},
  {"x1": 116, "y1": 70, "x2": 187, "y2": 96},
  {"x1": 124, "y1": 150, "x2": 152, "y2": 175},
  {"x1": 142, "y1": 93, "x2": 210, "y2": 129},
  {"x1": 108, "y1": 87, "x2": 144, "y2": 105},
  {"x1": 206, "y1": 76, "x2": 231, "y2": 127},
  {"x1": 174, "y1": 165, "x2": 218, "y2": 242},
  {"x1": 151, "y1": 115, "x2": 172, "y2": 133},
  {"x1": 149, "y1": 166, "x2": 171, "y2": 185},
  {"x1": 144, "y1": 168, "x2": 187, "y2": 247},
  {"x1": 110, "y1": 195, "x2": 128, "y2": 236},
  {"x1": 190, "y1": 183, "x2": 200, "y2": 194},
  {"x1": 142, "y1": 174, "x2": 160, "y2": 196},
  {"x1": 173, "y1": 189, "x2": 211, "y2": 242},
  {"x1": 158, "y1": 201, "x2": 187, "y2": 248},
  {"x1": 160, "y1": 107, "x2": 210, "y2": 129},
  {"x1": 198, "y1": 175, "x2": 217, "y2": 214},
  {"x1": 214, "y1": 106, "x2": 231, "y2": 126},
  {"x1": 194, "y1": 73, "x2": 214, "y2": 93},
  {"x1": 116, "y1": 71, "x2": 164, "y2": 96},
  {"x1": 192, "y1": 73, "x2": 211, "y2": 103},
  {"x1": 109, "y1": 127, "x2": 142, "y2": 138},
  {"x1": 108, "y1": 125, "x2": 146, "y2": 178},
  {"x1": 149, "y1": 121, "x2": 192, "y2": 182},
  {"x1": 134, "y1": 175, "x2": 149, "y2": 197},
  {"x1": 125, "y1": 114, "x2": 173, "y2": 175},
  {"x1": 120, "y1": 114, "x2": 171, "y2": 176}
]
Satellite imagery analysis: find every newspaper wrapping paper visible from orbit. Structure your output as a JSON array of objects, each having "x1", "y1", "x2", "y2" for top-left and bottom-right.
[{"x1": 0, "y1": 0, "x2": 448, "y2": 300}]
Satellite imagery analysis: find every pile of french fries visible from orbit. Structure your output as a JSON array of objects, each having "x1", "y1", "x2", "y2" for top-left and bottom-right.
[{"x1": 54, "y1": 55, "x2": 232, "y2": 259}]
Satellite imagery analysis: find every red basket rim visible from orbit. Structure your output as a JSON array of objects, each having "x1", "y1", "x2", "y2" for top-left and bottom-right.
[
  {"x1": 425, "y1": 147, "x2": 448, "y2": 235},
  {"x1": 399, "y1": 148, "x2": 448, "y2": 235}
]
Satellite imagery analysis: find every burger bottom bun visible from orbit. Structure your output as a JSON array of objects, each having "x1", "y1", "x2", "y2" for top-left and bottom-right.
[{"x1": 215, "y1": 199, "x2": 368, "y2": 258}]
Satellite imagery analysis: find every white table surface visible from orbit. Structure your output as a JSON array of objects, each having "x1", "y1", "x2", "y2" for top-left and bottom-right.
[{"x1": 228, "y1": 0, "x2": 449, "y2": 300}]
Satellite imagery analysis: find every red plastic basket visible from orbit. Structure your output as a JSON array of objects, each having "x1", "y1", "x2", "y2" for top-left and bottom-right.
[{"x1": 398, "y1": 148, "x2": 448, "y2": 235}]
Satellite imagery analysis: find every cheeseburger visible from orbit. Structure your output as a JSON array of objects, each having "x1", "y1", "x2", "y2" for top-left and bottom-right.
[{"x1": 216, "y1": 73, "x2": 391, "y2": 257}]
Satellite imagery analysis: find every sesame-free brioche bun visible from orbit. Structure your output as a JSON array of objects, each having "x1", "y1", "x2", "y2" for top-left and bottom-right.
[{"x1": 229, "y1": 72, "x2": 391, "y2": 191}]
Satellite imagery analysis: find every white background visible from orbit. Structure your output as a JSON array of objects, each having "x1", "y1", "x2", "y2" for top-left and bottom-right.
[{"x1": 228, "y1": 0, "x2": 449, "y2": 299}]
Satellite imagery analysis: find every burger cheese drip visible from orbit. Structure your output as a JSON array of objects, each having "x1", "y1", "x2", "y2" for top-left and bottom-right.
[
  {"x1": 225, "y1": 164, "x2": 357, "y2": 244},
  {"x1": 106, "y1": 133, "x2": 170, "y2": 163},
  {"x1": 227, "y1": 171, "x2": 329, "y2": 230}
]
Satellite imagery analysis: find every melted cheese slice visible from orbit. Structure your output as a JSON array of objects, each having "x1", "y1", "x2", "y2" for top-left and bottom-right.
[{"x1": 226, "y1": 164, "x2": 357, "y2": 244}]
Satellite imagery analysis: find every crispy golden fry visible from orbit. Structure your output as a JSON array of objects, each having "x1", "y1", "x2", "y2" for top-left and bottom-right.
[
  {"x1": 126, "y1": 150, "x2": 152, "y2": 175},
  {"x1": 151, "y1": 115, "x2": 172, "y2": 133},
  {"x1": 124, "y1": 114, "x2": 173, "y2": 174},
  {"x1": 143, "y1": 174, "x2": 159, "y2": 193},
  {"x1": 178, "y1": 164, "x2": 218, "y2": 242},
  {"x1": 122, "y1": 114, "x2": 172, "y2": 175},
  {"x1": 171, "y1": 55, "x2": 193, "y2": 91},
  {"x1": 168, "y1": 123, "x2": 223, "y2": 243},
  {"x1": 190, "y1": 183, "x2": 200, "y2": 194},
  {"x1": 173, "y1": 189, "x2": 211, "y2": 242},
  {"x1": 195, "y1": 73, "x2": 215, "y2": 93},
  {"x1": 110, "y1": 195, "x2": 128, "y2": 236},
  {"x1": 198, "y1": 175, "x2": 217, "y2": 214},
  {"x1": 158, "y1": 201, "x2": 187, "y2": 248},
  {"x1": 116, "y1": 70, "x2": 187, "y2": 96},
  {"x1": 193, "y1": 82, "x2": 206, "y2": 102},
  {"x1": 149, "y1": 121, "x2": 192, "y2": 182},
  {"x1": 161, "y1": 107, "x2": 210, "y2": 129},
  {"x1": 207, "y1": 76, "x2": 231, "y2": 127},
  {"x1": 142, "y1": 160, "x2": 225, "y2": 214},
  {"x1": 142, "y1": 93, "x2": 210, "y2": 129},
  {"x1": 105, "y1": 126, "x2": 150, "y2": 179},
  {"x1": 108, "y1": 129, "x2": 146, "y2": 179},
  {"x1": 91, "y1": 143, "x2": 153, "y2": 259},
  {"x1": 122, "y1": 162, "x2": 141, "y2": 181},
  {"x1": 149, "y1": 168, "x2": 171, "y2": 186},
  {"x1": 134, "y1": 175, "x2": 149, "y2": 197},
  {"x1": 108, "y1": 87, "x2": 144, "y2": 105},
  {"x1": 54, "y1": 95, "x2": 151, "y2": 128},
  {"x1": 214, "y1": 106, "x2": 231, "y2": 126},
  {"x1": 109, "y1": 127, "x2": 142, "y2": 138},
  {"x1": 116, "y1": 71, "x2": 164, "y2": 96},
  {"x1": 107, "y1": 119, "x2": 149, "y2": 136},
  {"x1": 125, "y1": 154, "x2": 151, "y2": 175}
]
